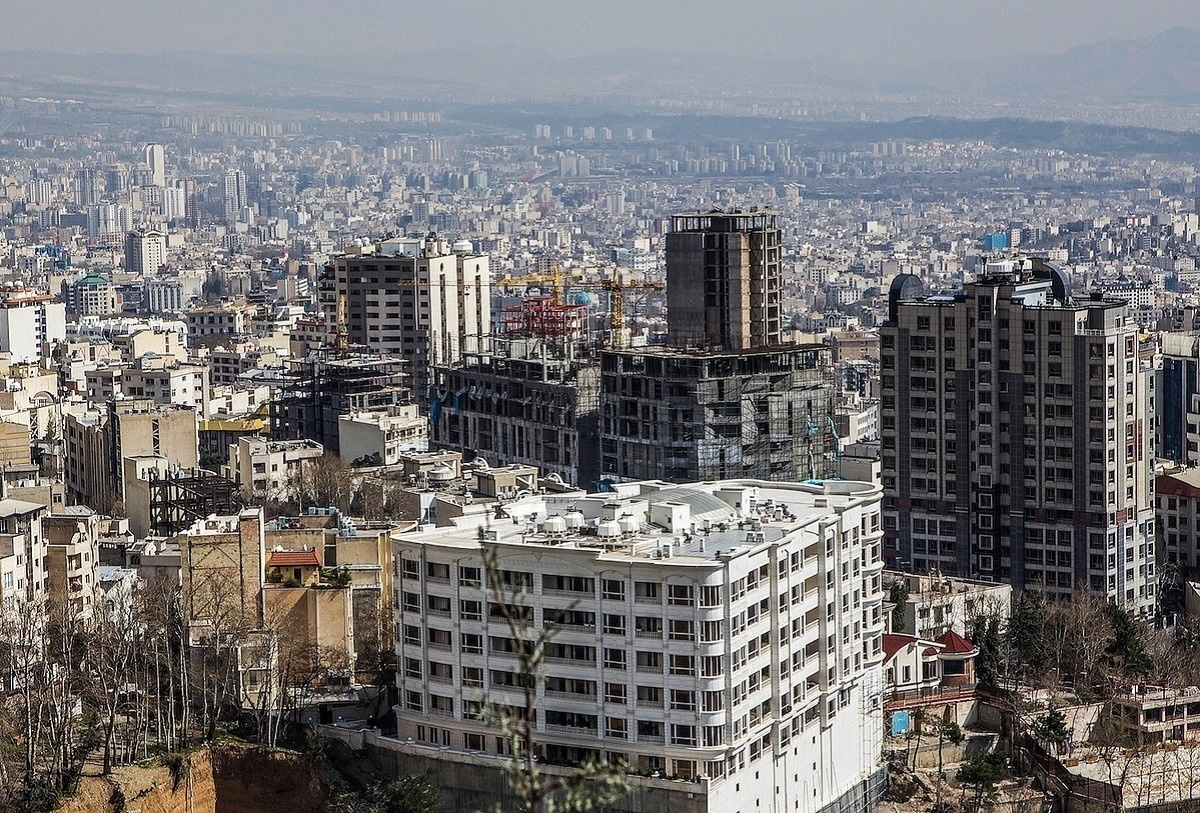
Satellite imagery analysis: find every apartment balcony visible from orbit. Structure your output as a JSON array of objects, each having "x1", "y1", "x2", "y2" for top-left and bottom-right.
[
  {"x1": 546, "y1": 623, "x2": 597, "y2": 635},
  {"x1": 545, "y1": 690, "x2": 597, "y2": 703},
  {"x1": 542, "y1": 588, "x2": 595, "y2": 600},
  {"x1": 546, "y1": 723, "x2": 598, "y2": 735}
]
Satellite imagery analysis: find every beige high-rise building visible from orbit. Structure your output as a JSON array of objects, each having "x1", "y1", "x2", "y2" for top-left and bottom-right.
[
  {"x1": 666, "y1": 210, "x2": 782, "y2": 351},
  {"x1": 43, "y1": 507, "x2": 100, "y2": 619},
  {"x1": 124, "y1": 229, "x2": 167, "y2": 276},
  {"x1": 63, "y1": 399, "x2": 199, "y2": 514},
  {"x1": 880, "y1": 258, "x2": 1157, "y2": 613},
  {"x1": 320, "y1": 236, "x2": 490, "y2": 400}
]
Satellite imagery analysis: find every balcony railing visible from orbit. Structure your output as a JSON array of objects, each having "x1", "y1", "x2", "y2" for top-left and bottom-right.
[
  {"x1": 542, "y1": 588, "x2": 595, "y2": 599},
  {"x1": 545, "y1": 690, "x2": 597, "y2": 702},
  {"x1": 546, "y1": 723, "x2": 597, "y2": 735}
]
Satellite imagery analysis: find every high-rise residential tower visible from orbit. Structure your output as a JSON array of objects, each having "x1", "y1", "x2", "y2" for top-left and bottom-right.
[
  {"x1": 124, "y1": 229, "x2": 167, "y2": 276},
  {"x1": 665, "y1": 209, "x2": 782, "y2": 350},
  {"x1": 319, "y1": 235, "x2": 490, "y2": 400},
  {"x1": 223, "y1": 170, "x2": 247, "y2": 220},
  {"x1": 143, "y1": 143, "x2": 166, "y2": 187},
  {"x1": 880, "y1": 258, "x2": 1156, "y2": 613},
  {"x1": 392, "y1": 477, "x2": 887, "y2": 813}
]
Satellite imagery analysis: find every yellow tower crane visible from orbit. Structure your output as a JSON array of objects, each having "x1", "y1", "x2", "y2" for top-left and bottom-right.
[
  {"x1": 602, "y1": 274, "x2": 663, "y2": 348},
  {"x1": 335, "y1": 291, "x2": 349, "y2": 354},
  {"x1": 496, "y1": 264, "x2": 580, "y2": 306}
]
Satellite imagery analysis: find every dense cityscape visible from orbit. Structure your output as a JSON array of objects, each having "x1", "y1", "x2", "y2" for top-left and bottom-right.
[{"x1": 8, "y1": 12, "x2": 1200, "y2": 813}]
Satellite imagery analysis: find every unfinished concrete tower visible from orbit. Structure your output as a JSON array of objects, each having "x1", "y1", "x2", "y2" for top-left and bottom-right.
[{"x1": 666, "y1": 209, "x2": 782, "y2": 351}]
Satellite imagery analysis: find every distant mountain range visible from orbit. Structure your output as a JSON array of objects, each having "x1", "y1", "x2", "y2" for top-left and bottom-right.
[
  {"x1": 0, "y1": 26, "x2": 1198, "y2": 110},
  {"x1": 913, "y1": 26, "x2": 1200, "y2": 100}
]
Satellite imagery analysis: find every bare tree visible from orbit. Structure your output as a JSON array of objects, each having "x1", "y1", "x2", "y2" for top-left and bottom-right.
[
  {"x1": 479, "y1": 540, "x2": 627, "y2": 813},
  {"x1": 295, "y1": 453, "x2": 353, "y2": 513},
  {"x1": 89, "y1": 596, "x2": 136, "y2": 773}
]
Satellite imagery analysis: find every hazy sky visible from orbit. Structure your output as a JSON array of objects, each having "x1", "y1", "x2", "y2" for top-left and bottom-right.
[{"x1": 2, "y1": 0, "x2": 1195, "y2": 68}]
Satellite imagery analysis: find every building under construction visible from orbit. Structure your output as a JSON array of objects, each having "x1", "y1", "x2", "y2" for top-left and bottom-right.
[
  {"x1": 144, "y1": 467, "x2": 240, "y2": 538},
  {"x1": 430, "y1": 337, "x2": 601, "y2": 488},
  {"x1": 269, "y1": 354, "x2": 409, "y2": 456},
  {"x1": 598, "y1": 344, "x2": 836, "y2": 484}
]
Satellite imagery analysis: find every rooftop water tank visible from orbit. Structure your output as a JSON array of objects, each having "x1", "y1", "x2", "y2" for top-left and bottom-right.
[
  {"x1": 452, "y1": 239, "x2": 474, "y2": 253},
  {"x1": 596, "y1": 519, "x2": 622, "y2": 538},
  {"x1": 428, "y1": 463, "x2": 456, "y2": 483}
]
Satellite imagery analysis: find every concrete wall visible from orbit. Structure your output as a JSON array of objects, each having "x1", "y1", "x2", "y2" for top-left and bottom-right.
[{"x1": 318, "y1": 726, "x2": 710, "y2": 813}]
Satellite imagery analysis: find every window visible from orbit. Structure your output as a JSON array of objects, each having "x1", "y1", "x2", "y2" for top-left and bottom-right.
[
  {"x1": 604, "y1": 648, "x2": 627, "y2": 669},
  {"x1": 669, "y1": 619, "x2": 695, "y2": 641},
  {"x1": 634, "y1": 616, "x2": 662, "y2": 637},
  {"x1": 669, "y1": 655, "x2": 696, "y2": 675},
  {"x1": 543, "y1": 574, "x2": 595, "y2": 594},
  {"x1": 637, "y1": 685, "x2": 663, "y2": 707},
  {"x1": 671, "y1": 725, "x2": 698, "y2": 746},
  {"x1": 634, "y1": 581, "x2": 660, "y2": 602},
  {"x1": 497, "y1": 570, "x2": 533, "y2": 590},
  {"x1": 671, "y1": 690, "x2": 696, "y2": 710},
  {"x1": 602, "y1": 579, "x2": 625, "y2": 600},
  {"x1": 668, "y1": 584, "x2": 695, "y2": 606}
]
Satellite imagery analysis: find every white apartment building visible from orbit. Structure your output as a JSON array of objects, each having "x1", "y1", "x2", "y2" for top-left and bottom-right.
[
  {"x1": 186, "y1": 301, "x2": 255, "y2": 344},
  {"x1": 120, "y1": 357, "x2": 210, "y2": 411},
  {"x1": 0, "y1": 498, "x2": 48, "y2": 612},
  {"x1": 226, "y1": 437, "x2": 324, "y2": 501},
  {"x1": 338, "y1": 406, "x2": 428, "y2": 466},
  {"x1": 124, "y1": 229, "x2": 167, "y2": 276},
  {"x1": 0, "y1": 288, "x2": 66, "y2": 363},
  {"x1": 144, "y1": 143, "x2": 166, "y2": 187},
  {"x1": 392, "y1": 478, "x2": 886, "y2": 813},
  {"x1": 320, "y1": 236, "x2": 490, "y2": 399},
  {"x1": 144, "y1": 278, "x2": 185, "y2": 314},
  {"x1": 882, "y1": 571, "x2": 1012, "y2": 640}
]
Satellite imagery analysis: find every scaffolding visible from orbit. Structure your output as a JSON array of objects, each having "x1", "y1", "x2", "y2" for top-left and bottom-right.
[
  {"x1": 147, "y1": 468, "x2": 240, "y2": 537},
  {"x1": 269, "y1": 353, "x2": 409, "y2": 454},
  {"x1": 500, "y1": 296, "x2": 588, "y2": 340}
]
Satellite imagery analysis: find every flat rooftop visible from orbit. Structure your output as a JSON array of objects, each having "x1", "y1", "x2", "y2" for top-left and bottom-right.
[{"x1": 395, "y1": 479, "x2": 878, "y2": 565}]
